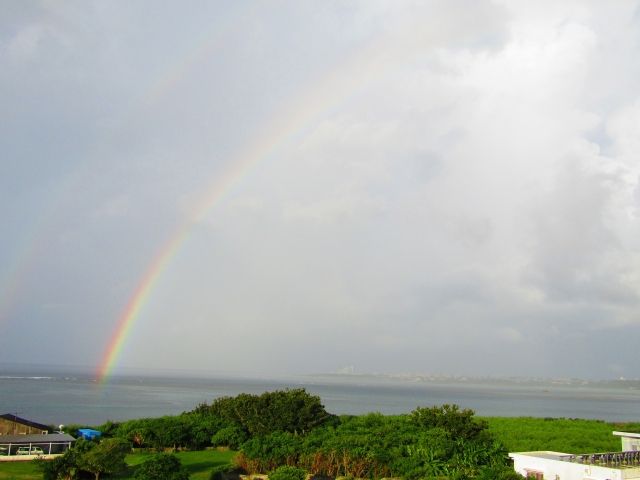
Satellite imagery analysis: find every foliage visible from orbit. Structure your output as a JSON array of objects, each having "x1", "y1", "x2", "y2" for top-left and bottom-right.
[
  {"x1": 238, "y1": 432, "x2": 303, "y2": 472},
  {"x1": 133, "y1": 453, "x2": 189, "y2": 480},
  {"x1": 114, "y1": 414, "x2": 214, "y2": 450},
  {"x1": 77, "y1": 437, "x2": 130, "y2": 480},
  {"x1": 209, "y1": 463, "x2": 242, "y2": 480},
  {"x1": 211, "y1": 425, "x2": 248, "y2": 450},
  {"x1": 35, "y1": 449, "x2": 79, "y2": 480},
  {"x1": 196, "y1": 389, "x2": 334, "y2": 437},
  {"x1": 268, "y1": 465, "x2": 307, "y2": 480},
  {"x1": 475, "y1": 465, "x2": 526, "y2": 480},
  {"x1": 17, "y1": 398, "x2": 640, "y2": 480},
  {"x1": 234, "y1": 406, "x2": 512, "y2": 479},
  {"x1": 110, "y1": 410, "x2": 234, "y2": 451},
  {"x1": 34, "y1": 438, "x2": 95, "y2": 480},
  {"x1": 2, "y1": 448, "x2": 236, "y2": 480},
  {"x1": 411, "y1": 404, "x2": 488, "y2": 440}
]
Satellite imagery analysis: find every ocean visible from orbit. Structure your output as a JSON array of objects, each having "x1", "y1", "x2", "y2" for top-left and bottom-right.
[{"x1": 1, "y1": 372, "x2": 639, "y2": 426}]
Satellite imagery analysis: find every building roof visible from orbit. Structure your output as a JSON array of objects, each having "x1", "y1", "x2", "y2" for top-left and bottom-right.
[
  {"x1": 509, "y1": 451, "x2": 569, "y2": 460},
  {"x1": 0, "y1": 414, "x2": 50, "y2": 432},
  {"x1": 614, "y1": 431, "x2": 640, "y2": 439},
  {"x1": 510, "y1": 450, "x2": 640, "y2": 470},
  {"x1": 0, "y1": 433, "x2": 76, "y2": 444}
]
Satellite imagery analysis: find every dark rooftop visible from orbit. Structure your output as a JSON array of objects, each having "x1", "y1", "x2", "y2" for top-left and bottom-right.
[
  {"x1": 0, "y1": 414, "x2": 50, "y2": 432},
  {"x1": 0, "y1": 433, "x2": 76, "y2": 444}
]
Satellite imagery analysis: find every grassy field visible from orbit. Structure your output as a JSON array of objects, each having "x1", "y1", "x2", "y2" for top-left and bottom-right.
[
  {"x1": 0, "y1": 461, "x2": 41, "y2": 480},
  {"x1": 0, "y1": 449, "x2": 236, "y2": 480},
  {"x1": 121, "y1": 449, "x2": 236, "y2": 479},
  {"x1": 485, "y1": 417, "x2": 640, "y2": 454}
]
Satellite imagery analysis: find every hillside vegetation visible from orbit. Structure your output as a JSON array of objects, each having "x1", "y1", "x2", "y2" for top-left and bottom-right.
[{"x1": 3, "y1": 389, "x2": 639, "y2": 479}]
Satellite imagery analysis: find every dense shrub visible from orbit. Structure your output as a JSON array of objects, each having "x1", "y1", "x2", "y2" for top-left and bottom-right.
[
  {"x1": 212, "y1": 425, "x2": 248, "y2": 449},
  {"x1": 196, "y1": 389, "x2": 334, "y2": 436},
  {"x1": 269, "y1": 465, "x2": 307, "y2": 480},
  {"x1": 238, "y1": 432, "x2": 303, "y2": 472},
  {"x1": 209, "y1": 463, "x2": 244, "y2": 480},
  {"x1": 410, "y1": 404, "x2": 488, "y2": 440},
  {"x1": 233, "y1": 406, "x2": 512, "y2": 479},
  {"x1": 113, "y1": 413, "x2": 228, "y2": 450},
  {"x1": 101, "y1": 392, "x2": 527, "y2": 479}
]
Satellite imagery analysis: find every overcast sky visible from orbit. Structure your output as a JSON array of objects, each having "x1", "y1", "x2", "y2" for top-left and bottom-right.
[{"x1": 1, "y1": 1, "x2": 640, "y2": 380}]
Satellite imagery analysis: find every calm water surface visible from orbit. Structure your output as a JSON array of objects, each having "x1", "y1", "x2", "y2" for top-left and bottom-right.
[{"x1": 1, "y1": 373, "x2": 639, "y2": 425}]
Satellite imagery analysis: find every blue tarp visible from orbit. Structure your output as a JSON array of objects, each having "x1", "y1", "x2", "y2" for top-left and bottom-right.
[{"x1": 77, "y1": 428, "x2": 101, "y2": 440}]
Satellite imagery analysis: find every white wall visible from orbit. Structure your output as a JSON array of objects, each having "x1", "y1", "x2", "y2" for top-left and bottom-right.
[
  {"x1": 509, "y1": 452, "x2": 639, "y2": 480},
  {"x1": 613, "y1": 432, "x2": 640, "y2": 452}
]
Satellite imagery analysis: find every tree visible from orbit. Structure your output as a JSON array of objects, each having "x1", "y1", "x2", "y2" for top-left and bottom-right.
[
  {"x1": 77, "y1": 438, "x2": 130, "y2": 480},
  {"x1": 134, "y1": 453, "x2": 189, "y2": 480},
  {"x1": 203, "y1": 389, "x2": 334, "y2": 437},
  {"x1": 35, "y1": 450, "x2": 79, "y2": 480},
  {"x1": 211, "y1": 425, "x2": 248, "y2": 450},
  {"x1": 35, "y1": 438, "x2": 94, "y2": 480}
]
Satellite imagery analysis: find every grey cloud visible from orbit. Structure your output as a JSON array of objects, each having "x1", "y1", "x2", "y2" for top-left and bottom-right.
[
  {"x1": 526, "y1": 163, "x2": 638, "y2": 306},
  {"x1": 3, "y1": 1, "x2": 640, "y2": 380}
]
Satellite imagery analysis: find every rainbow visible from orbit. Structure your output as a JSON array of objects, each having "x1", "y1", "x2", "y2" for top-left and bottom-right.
[{"x1": 96, "y1": 28, "x2": 403, "y2": 382}]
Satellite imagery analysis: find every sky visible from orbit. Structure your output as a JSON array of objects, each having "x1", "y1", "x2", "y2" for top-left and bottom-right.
[{"x1": 1, "y1": 1, "x2": 640, "y2": 380}]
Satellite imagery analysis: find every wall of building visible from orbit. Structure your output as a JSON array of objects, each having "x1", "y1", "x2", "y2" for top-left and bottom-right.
[
  {"x1": 621, "y1": 438, "x2": 640, "y2": 452},
  {"x1": 0, "y1": 418, "x2": 48, "y2": 436},
  {"x1": 509, "y1": 452, "x2": 640, "y2": 480}
]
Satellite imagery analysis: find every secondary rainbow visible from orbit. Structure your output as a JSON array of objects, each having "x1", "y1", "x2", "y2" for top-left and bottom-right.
[{"x1": 0, "y1": 5, "x2": 263, "y2": 334}]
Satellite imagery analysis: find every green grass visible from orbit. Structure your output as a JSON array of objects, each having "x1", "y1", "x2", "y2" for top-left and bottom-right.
[
  {"x1": 0, "y1": 449, "x2": 236, "y2": 480},
  {"x1": 484, "y1": 417, "x2": 640, "y2": 454},
  {"x1": 122, "y1": 449, "x2": 236, "y2": 479},
  {"x1": 0, "y1": 461, "x2": 42, "y2": 480}
]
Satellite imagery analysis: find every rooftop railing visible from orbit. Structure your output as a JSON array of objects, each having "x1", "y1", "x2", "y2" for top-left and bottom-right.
[{"x1": 559, "y1": 451, "x2": 640, "y2": 468}]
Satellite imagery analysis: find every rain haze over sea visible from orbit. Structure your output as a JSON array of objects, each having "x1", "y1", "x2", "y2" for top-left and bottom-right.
[{"x1": 1, "y1": 368, "x2": 639, "y2": 426}]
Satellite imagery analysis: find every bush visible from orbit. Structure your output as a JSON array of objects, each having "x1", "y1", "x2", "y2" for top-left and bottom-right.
[
  {"x1": 269, "y1": 465, "x2": 307, "y2": 480},
  {"x1": 476, "y1": 465, "x2": 525, "y2": 479},
  {"x1": 212, "y1": 425, "x2": 248, "y2": 450},
  {"x1": 410, "y1": 404, "x2": 488, "y2": 440},
  {"x1": 209, "y1": 463, "x2": 243, "y2": 480},
  {"x1": 240, "y1": 432, "x2": 303, "y2": 472},
  {"x1": 134, "y1": 453, "x2": 189, "y2": 480},
  {"x1": 201, "y1": 389, "x2": 334, "y2": 436}
]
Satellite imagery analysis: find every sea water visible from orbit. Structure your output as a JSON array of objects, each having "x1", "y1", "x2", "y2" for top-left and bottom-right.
[{"x1": 1, "y1": 372, "x2": 639, "y2": 426}]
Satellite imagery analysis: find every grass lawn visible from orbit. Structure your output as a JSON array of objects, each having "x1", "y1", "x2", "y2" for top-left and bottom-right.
[
  {"x1": 485, "y1": 417, "x2": 640, "y2": 454},
  {"x1": 0, "y1": 461, "x2": 42, "y2": 480},
  {"x1": 122, "y1": 449, "x2": 236, "y2": 479},
  {"x1": 0, "y1": 449, "x2": 236, "y2": 480}
]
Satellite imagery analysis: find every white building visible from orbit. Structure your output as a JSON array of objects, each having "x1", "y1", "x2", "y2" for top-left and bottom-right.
[
  {"x1": 509, "y1": 432, "x2": 640, "y2": 480},
  {"x1": 614, "y1": 432, "x2": 640, "y2": 452}
]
